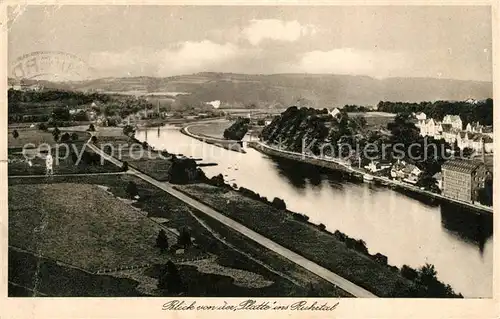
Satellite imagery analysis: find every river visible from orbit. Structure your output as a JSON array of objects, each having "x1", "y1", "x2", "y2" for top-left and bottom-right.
[{"x1": 135, "y1": 125, "x2": 493, "y2": 298}]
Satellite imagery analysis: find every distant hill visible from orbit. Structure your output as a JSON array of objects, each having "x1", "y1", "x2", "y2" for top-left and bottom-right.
[{"x1": 9, "y1": 73, "x2": 492, "y2": 108}]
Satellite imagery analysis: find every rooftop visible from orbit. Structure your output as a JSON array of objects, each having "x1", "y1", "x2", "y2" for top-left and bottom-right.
[{"x1": 442, "y1": 159, "x2": 485, "y2": 174}]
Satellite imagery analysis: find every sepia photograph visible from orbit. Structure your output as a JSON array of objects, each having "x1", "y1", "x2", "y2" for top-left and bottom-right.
[{"x1": 3, "y1": 2, "x2": 496, "y2": 309}]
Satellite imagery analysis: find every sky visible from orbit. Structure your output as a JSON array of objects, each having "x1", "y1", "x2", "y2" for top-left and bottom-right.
[{"x1": 7, "y1": 5, "x2": 492, "y2": 81}]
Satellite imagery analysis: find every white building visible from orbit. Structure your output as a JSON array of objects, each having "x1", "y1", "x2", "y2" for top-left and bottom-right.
[
  {"x1": 329, "y1": 108, "x2": 341, "y2": 118},
  {"x1": 420, "y1": 118, "x2": 443, "y2": 138},
  {"x1": 442, "y1": 115, "x2": 463, "y2": 130}
]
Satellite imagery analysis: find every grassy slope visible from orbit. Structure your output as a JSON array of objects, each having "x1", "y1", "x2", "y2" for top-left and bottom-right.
[
  {"x1": 9, "y1": 183, "x2": 205, "y2": 272},
  {"x1": 9, "y1": 175, "x2": 343, "y2": 297},
  {"x1": 176, "y1": 183, "x2": 414, "y2": 297}
]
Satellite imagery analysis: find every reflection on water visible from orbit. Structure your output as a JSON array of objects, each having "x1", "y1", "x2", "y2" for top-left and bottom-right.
[
  {"x1": 440, "y1": 203, "x2": 493, "y2": 255},
  {"x1": 136, "y1": 126, "x2": 493, "y2": 298}
]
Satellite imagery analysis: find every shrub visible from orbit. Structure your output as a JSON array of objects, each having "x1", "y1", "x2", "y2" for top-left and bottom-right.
[
  {"x1": 401, "y1": 265, "x2": 418, "y2": 281},
  {"x1": 12, "y1": 130, "x2": 19, "y2": 139},
  {"x1": 333, "y1": 230, "x2": 347, "y2": 242},
  {"x1": 52, "y1": 126, "x2": 61, "y2": 142},
  {"x1": 70, "y1": 132, "x2": 79, "y2": 141},
  {"x1": 122, "y1": 161, "x2": 129, "y2": 172},
  {"x1": 90, "y1": 136, "x2": 97, "y2": 143},
  {"x1": 177, "y1": 228, "x2": 192, "y2": 248},
  {"x1": 271, "y1": 197, "x2": 286, "y2": 210},
  {"x1": 158, "y1": 261, "x2": 183, "y2": 293},
  {"x1": 60, "y1": 132, "x2": 71, "y2": 142},
  {"x1": 126, "y1": 181, "x2": 138, "y2": 198},
  {"x1": 318, "y1": 223, "x2": 326, "y2": 231},
  {"x1": 123, "y1": 125, "x2": 135, "y2": 137},
  {"x1": 87, "y1": 124, "x2": 96, "y2": 131},
  {"x1": 373, "y1": 252, "x2": 388, "y2": 265},
  {"x1": 292, "y1": 212, "x2": 309, "y2": 222},
  {"x1": 38, "y1": 123, "x2": 48, "y2": 131},
  {"x1": 156, "y1": 229, "x2": 169, "y2": 252}
]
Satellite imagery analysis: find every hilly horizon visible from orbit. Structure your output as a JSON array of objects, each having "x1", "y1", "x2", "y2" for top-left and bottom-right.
[{"x1": 9, "y1": 72, "x2": 492, "y2": 108}]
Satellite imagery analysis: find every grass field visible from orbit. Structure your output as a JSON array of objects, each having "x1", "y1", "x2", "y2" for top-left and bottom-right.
[
  {"x1": 9, "y1": 249, "x2": 143, "y2": 297},
  {"x1": 9, "y1": 174, "x2": 342, "y2": 297},
  {"x1": 8, "y1": 128, "x2": 88, "y2": 148},
  {"x1": 7, "y1": 128, "x2": 121, "y2": 175},
  {"x1": 9, "y1": 182, "x2": 204, "y2": 272},
  {"x1": 186, "y1": 121, "x2": 232, "y2": 138},
  {"x1": 175, "y1": 183, "x2": 415, "y2": 297}
]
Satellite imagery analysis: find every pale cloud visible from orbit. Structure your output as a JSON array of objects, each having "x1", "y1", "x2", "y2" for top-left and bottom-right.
[
  {"x1": 242, "y1": 19, "x2": 317, "y2": 46},
  {"x1": 157, "y1": 41, "x2": 240, "y2": 75},
  {"x1": 295, "y1": 48, "x2": 408, "y2": 78},
  {"x1": 88, "y1": 40, "x2": 241, "y2": 77}
]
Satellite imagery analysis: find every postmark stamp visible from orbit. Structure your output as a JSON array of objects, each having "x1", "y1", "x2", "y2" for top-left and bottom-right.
[{"x1": 9, "y1": 51, "x2": 94, "y2": 81}]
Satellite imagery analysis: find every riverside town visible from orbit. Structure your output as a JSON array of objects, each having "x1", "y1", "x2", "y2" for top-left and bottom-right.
[{"x1": 6, "y1": 5, "x2": 494, "y2": 303}]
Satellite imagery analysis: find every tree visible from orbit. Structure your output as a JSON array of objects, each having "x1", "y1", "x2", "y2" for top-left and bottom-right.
[
  {"x1": 271, "y1": 197, "x2": 286, "y2": 210},
  {"x1": 417, "y1": 174, "x2": 439, "y2": 193},
  {"x1": 12, "y1": 130, "x2": 19, "y2": 139},
  {"x1": 401, "y1": 265, "x2": 419, "y2": 281},
  {"x1": 87, "y1": 124, "x2": 96, "y2": 132},
  {"x1": 90, "y1": 136, "x2": 97, "y2": 143},
  {"x1": 177, "y1": 228, "x2": 192, "y2": 248},
  {"x1": 223, "y1": 117, "x2": 250, "y2": 140},
  {"x1": 461, "y1": 147, "x2": 474, "y2": 158},
  {"x1": 51, "y1": 107, "x2": 70, "y2": 121},
  {"x1": 52, "y1": 126, "x2": 61, "y2": 142},
  {"x1": 60, "y1": 132, "x2": 71, "y2": 142},
  {"x1": 70, "y1": 132, "x2": 79, "y2": 141},
  {"x1": 156, "y1": 229, "x2": 169, "y2": 252},
  {"x1": 72, "y1": 110, "x2": 89, "y2": 121},
  {"x1": 38, "y1": 123, "x2": 48, "y2": 131},
  {"x1": 121, "y1": 161, "x2": 129, "y2": 172},
  {"x1": 126, "y1": 181, "x2": 138, "y2": 198},
  {"x1": 123, "y1": 125, "x2": 135, "y2": 137},
  {"x1": 158, "y1": 261, "x2": 183, "y2": 293}
]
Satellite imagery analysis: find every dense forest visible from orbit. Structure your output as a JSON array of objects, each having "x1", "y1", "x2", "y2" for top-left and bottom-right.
[
  {"x1": 377, "y1": 99, "x2": 493, "y2": 126},
  {"x1": 260, "y1": 106, "x2": 367, "y2": 155},
  {"x1": 261, "y1": 106, "x2": 452, "y2": 177},
  {"x1": 223, "y1": 118, "x2": 250, "y2": 140}
]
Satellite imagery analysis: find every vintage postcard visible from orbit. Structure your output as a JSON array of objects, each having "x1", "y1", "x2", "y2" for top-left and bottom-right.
[{"x1": 0, "y1": 1, "x2": 498, "y2": 318}]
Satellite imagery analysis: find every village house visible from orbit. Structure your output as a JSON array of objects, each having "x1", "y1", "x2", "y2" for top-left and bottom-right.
[
  {"x1": 414, "y1": 112, "x2": 427, "y2": 128},
  {"x1": 390, "y1": 160, "x2": 422, "y2": 183},
  {"x1": 456, "y1": 132, "x2": 494, "y2": 154},
  {"x1": 329, "y1": 108, "x2": 341, "y2": 118},
  {"x1": 466, "y1": 122, "x2": 484, "y2": 133},
  {"x1": 441, "y1": 159, "x2": 488, "y2": 203},
  {"x1": 364, "y1": 160, "x2": 392, "y2": 173},
  {"x1": 442, "y1": 115, "x2": 463, "y2": 130},
  {"x1": 418, "y1": 114, "x2": 493, "y2": 154},
  {"x1": 419, "y1": 118, "x2": 443, "y2": 138}
]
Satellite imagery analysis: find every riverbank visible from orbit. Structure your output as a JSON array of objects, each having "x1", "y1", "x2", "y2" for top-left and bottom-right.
[
  {"x1": 248, "y1": 141, "x2": 493, "y2": 215},
  {"x1": 181, "y1": 125, "x2": 246, "y2": 153},
  {"x1": 173, "y1": 182, "x2": 463, "y2": 298}
]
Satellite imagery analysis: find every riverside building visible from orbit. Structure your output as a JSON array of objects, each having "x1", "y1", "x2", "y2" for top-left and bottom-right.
[{"x1": 441, "y1": 159, "x2": 488, "y2": 203}]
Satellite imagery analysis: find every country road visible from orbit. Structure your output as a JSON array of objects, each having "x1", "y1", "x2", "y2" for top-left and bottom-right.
[{"x1": 86, "y1": 141, "x2": 378, "y2": 298}]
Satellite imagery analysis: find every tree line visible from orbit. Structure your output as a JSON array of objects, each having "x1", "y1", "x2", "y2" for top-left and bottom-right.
[{"x1": 377, "y1": 99, "x2": 493, "y2": 126}]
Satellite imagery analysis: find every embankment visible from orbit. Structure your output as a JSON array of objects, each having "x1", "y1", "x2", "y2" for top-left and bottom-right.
[{"x1": 181, "y1": 125, "x2": 246, "y2": 153}]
